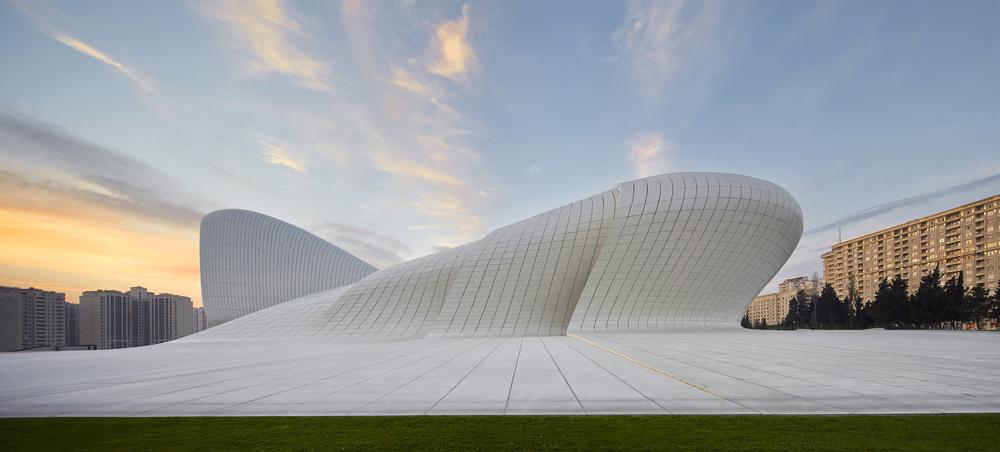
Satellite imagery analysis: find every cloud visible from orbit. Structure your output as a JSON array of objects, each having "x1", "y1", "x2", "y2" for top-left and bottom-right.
[
  {"x1": 626, "y1": 132, "x2": 671, "y2": 177},
  {"x1": 391, "y1": 66, "x2": 430, "y2": 95},
  {"x1": 51, "y1": 34, "x2": 156, "y2": 95},
  {"x1": 427, "y1": 4, "x2": 477, "y2": 80},
  {"x1": 522, "y1": 165, "x2": 540, "y2": 175},
  {"x1": 197, "y1": 0, "x2": 330, "y2": 91},
  {"x1": 805, "y1": 172, "x2": 1000, "y2": 236},
  {"x1": 312, "y1": 222, "x2": 412, "y2": 269},
  {"x1": 0, "y1": 109, "x2": 203, "y2": 226},
  {"x1": 373, "y1": 153, "x2": 459, "y2": 186},
  {"x1": 12, "y1": 1, "x2": 156, "y2": 97},
  {"x1": 257, "y1": 137, "x2": 306, "y2": 173},
  {"x1": 613, "y1": 0, "x2": 722, "y2": 94}
]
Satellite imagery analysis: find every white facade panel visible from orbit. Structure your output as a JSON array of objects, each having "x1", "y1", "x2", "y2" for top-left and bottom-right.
[
  {"x1": 199, "y1": 209, "x2": 377, "y2": 326},
  {"x1": 193, "y1": 172, "x2": 802, "y2": 340}
]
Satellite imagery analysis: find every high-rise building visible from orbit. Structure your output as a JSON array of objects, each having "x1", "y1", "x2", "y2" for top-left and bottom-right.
[
  {"x1": 192, "y1": 307, "x2": 208, "y2": 333},
  {"x1": 822, "y1": 194, "x2": 1000, "y2": 301},
  {"x1": 0, "y1": 286, "x2": 67, "y2": 351},
  {"x1": 148, "y1": 294, "x2": 194, "y2": 344},
  {"x1": 64, "y1": 302, "x2": 79, "y2": 346},
  {"x1": 746, "y1": 276, "x2": 822, "y2": 326},
  {"x1": 80, "y1": 290, "x2": 135, "y2": 350},
  {"x1": 79, "y1": 287, "x2": 196, "y2": 349}
]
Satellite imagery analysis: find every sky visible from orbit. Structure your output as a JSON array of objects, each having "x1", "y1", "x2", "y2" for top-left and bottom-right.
[{"x1": 0, "y1": 0, "x2": 997, "y2": 307}]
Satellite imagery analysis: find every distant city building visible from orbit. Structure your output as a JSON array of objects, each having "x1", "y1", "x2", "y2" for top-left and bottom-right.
[
  {"x1": 80, "y1": 286, "x2": 195, "y2": 350},
  {"x1": 64, "y1": 302, "x2": 79, "y2": 346},
  {"x1": 192, "y1": 307, "x2": 208, "y2": 333},
  {"x1": 80, "y1": 290, "x2": 135, "y2": 350},
  {"x1": 822, "y1": 194, "x2": 1000, "y2": 301},
  {"x1": 148, "y1": 294, "x2": 194, "y2": 344},
  {"x1": 0, "y1": 286, "x2": 68, "y2": 351},
  {"x1": 747, "y1": 276, "x2": 822, "y2": 326}
]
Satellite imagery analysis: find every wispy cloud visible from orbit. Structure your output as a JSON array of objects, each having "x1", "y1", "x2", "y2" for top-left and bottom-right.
[
  {"x1": 258, "y1": 137, "x2": 306, "y2": 173},
  {"x1": 373, "y1": 153, "x2": 459, "y2": 186},
  {"x1": 427, "y1": 4, "x2": 476, "y2": 80},
  {"x1": 522, "y1": 165, "x2": 540, "y2": 175},
  {"x1": 197, "y1": 0, "x2": 330, "y2": 91},
  {"x1": 52, "y1": 34, "x2": 156, "y2": 95},
  {"x1": 0, "y1": 110, "x2": 204, "y2": 305},
  {"x1": 312, "y1": 222, "x2": 412, "y2": 269},
  {"x1": 613, "y1": 0, "x2": 723, "y2": 94},
  {"x1": 626, "y1": 132, "x2": 671, "y2": 178},
  {"x1": 805, "y1": 172, "x2": 1000, "y2": 236},
  {"x1": 0, "y1": 110, "x2": 204, "y2": 225},
  {"x1": 12, "y1": 1, "x2": 156, "y2": 97}
]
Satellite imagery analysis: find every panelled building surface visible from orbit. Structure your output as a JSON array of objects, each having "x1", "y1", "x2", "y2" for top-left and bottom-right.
[
  {"x1": 3, "y1": 172, "x2": 1000, "y2": 416},
  {"x1": 200, "y1": 173, "x2": 803, "y2": 340}
]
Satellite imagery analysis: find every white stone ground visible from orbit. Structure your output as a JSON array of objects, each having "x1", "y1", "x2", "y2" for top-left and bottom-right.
[{"x1": 0, "y1": 330, "x2": 997, "y2": 416}]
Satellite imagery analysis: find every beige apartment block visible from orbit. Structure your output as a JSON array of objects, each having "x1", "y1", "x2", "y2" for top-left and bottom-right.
[
  {"x1": 747, "y1": 276, "x2": 822, "y2": 326},
  {"x1": 822, "y1": 194, "x2": 1000, "y2": 302},
  {"x1": 0, "y1": 286, "x2": 68, "y2": 351}
]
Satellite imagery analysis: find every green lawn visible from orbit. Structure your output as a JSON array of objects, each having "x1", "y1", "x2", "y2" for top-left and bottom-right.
[{"x1": 2, "y1": 415, "x2": 998, "y2": 451}]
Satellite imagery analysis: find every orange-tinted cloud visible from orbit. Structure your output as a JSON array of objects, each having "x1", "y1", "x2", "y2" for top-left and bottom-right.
[
  {"x1": 0, "y1": 111, "x2": 204, "y2": 305},
  {"x1": 0, "y1": 205, "x2": 201, "y2": 306}
]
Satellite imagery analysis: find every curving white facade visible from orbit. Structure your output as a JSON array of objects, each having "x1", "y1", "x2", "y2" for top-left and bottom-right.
[
  {"x1": 5, "y1": 172, "x2": 999, "y2": 417},
  {"x1": 197, "y1": 172, "x2": 802, "y2": 339},
  {"x1": 199, "y1": 209, "x2": 376, "y2": 326}
]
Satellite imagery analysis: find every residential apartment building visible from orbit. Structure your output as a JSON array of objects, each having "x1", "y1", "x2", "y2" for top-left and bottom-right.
[
  {"x1": 822, "y1": 194, "x2": 1000, "y2": 302},
  {"x1": 148, "y1": 294, "x2": 194, "y2": 344},
  {"x1": 193, "y1": 307, "x2": 209, "y2": 333},
  {"x1": 0, "y1": 286, "x2": 68, "y2": 351},
  {"x1": 80, "y1": 290, "x2": 135, "y2": 350},
  {"x1": 64, "y1": 302, "x2": 79, "y2": 346},
  {"x1": 80, "y1": 286, "x2": 195, "y2": 349},
  {"x1": 746, "y1": 276, "x2": 822, "y2": 326}
]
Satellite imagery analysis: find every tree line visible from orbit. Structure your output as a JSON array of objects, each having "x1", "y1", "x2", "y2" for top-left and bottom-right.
[{"x1": 742, "y1": 268, "x2": 1000, "y2": 330}]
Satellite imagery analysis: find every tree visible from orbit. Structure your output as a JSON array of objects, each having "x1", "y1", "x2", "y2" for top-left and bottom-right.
[
  {"x1": 741, "y1": 314, "x2": 751, "y2": 329},
  {"x1": 782, "y1": 297, "x2": 798, "y2": 330},
  {"x1": 911, "y1": 266, "x2": 945, "y2": 328},
  {"x1": 993, "y1": 280, "x2": 1000, "y2": 325},
  {"x1": 815, "y1": 284, "x2": 840, "y2": 328},
  {"x1": 872, "y1": 278, "x2": 893, "y2": 328},
  {"x1": 889, "y1": 275, "x2": 910, "y2": 327},
  {"x1": 792, "y1": 290, "x2": 812, "y2": 328},
  {"x1": 854, "y1": 298, "x2": 873, "y2": 329},
  {"x1": 943, "y1": 271, "x2": 965, "y2": 326},
  {"x1": 965, "y1": 285, "x2": 990, "y2": 330}
]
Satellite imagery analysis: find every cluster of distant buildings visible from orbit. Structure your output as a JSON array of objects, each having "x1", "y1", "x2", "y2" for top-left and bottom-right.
[
  {"x1": 0, "y1": 286, "x2": 207, "y2": 352},
  {"x1": 748, "y1": 193, "x2": 1000, "y2": 329}
]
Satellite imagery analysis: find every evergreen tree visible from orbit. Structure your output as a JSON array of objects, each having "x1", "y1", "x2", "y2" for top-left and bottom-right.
[
  {"x1": 911, "y1": 266, "x2": 945, "y2": 328},
  {"x1": 965, "y1": 285, "x2": 990, "y2": 330},
  {"x1": 783, "y1": 297, "x2": 798, "y2": 330},
  {"x1": 815, "y1": 284, "x2": 840, "y2": 328},
  {"x1": 872, "y1": 278, "x2": 893, "y2": 328},
  {"x1": 741, "y1": 313, "x2": 751, "y2": 329},
  {"x1": 993, "y1": 280, "x2": 1000, "y2": 324},
  {"x1": 889, "y1": 275, "x2": 910, "y2": 328},
  {"x1": 855, "y1": 299, "x2": 873, "y2": 329},
  {"x1": 943, "y1": 272, "x2": 965, "y2": 325},
  {"x1": 794, "y1": 290, "x2": 812, "y2": 328}
]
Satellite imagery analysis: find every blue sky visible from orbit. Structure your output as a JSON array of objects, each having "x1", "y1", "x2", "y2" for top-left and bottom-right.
[{"x1": 0, "y1": 0, "x2": 997, "y2": 303}]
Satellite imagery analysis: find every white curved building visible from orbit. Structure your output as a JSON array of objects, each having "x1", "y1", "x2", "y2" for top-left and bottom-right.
[
  {"x1": 5, "y1": 172, "x2": 998, "y2": 417},
  {"x1": 198, "y1": 172, "x2": 802, "y2": 339},
  {"x1": 199, "y1": 209, "x2": 376, "y2": 326}
]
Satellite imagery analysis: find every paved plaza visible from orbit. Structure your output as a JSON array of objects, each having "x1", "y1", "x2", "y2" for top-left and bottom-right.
[{"x1": 1, "y1": 329, "x2": 997, "y2": 416}]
